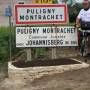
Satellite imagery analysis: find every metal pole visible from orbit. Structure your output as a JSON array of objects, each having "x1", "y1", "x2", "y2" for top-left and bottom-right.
[{"x1": 9, "y1": 16, "x2": 12, "y2": 61}]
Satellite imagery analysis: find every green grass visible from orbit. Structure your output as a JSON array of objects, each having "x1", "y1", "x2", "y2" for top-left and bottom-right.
[
  {"x1": 0, "y1": 27, "x2": 9, "y2": 74},
  {"x1": 0, "y1": 27, "x2": 9, "y2": 62},
  {"x1": 0, "y1": 26, "x2": 21, "y2": 63}
]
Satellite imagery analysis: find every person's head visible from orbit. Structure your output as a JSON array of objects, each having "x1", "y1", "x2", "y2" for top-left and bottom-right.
[{"x1": 82, "y1": 0, "x2": 89, "y2": 10}]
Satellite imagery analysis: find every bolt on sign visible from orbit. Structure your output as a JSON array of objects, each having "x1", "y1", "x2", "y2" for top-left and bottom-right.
[
  {"x1": 15, "y1": 4, "x2": 68, "y2": 25},
  {"x1": 16, "y1": 26, "x2": 78, "y2": 47},
  {"x1": 33, "y1": 0, "x2": 53, "y2": 4}
]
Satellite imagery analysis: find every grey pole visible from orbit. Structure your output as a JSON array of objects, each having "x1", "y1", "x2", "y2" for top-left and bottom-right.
[{"x1": 9, "y1": 16, "x2": 12, "y2": 61}]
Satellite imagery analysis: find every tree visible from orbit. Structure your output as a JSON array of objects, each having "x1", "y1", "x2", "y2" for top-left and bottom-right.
[
  {"x1": 68, "y1": 3, "x2": 82, "y2": 22},
  {"x1": 53, "y1": 0, "x2": 58, "y2": 4}
]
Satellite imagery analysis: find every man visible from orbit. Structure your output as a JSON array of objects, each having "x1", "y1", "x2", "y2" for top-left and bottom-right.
[
  {"x1": 76, "y1": 0, "x2": 90, "y2": 27},
  {"x1": 76, "y1": 0, "x2": 90, "y2": 57}
]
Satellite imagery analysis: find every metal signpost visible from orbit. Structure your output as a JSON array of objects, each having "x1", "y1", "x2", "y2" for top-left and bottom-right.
[
  {"x1": 15, "y1": 4, "x2": 68, "y2": 60},
  {"x1": 16, "y1": 26, "x2": 78, "y2": 60},
  {"x1": 5, "y1": 6, "x2": 12, "y2": 61},
  {"x1": 15, "y1": 4, "x2": 76, "y2": 60}
]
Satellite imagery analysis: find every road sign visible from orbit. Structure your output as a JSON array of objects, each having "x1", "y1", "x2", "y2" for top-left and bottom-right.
[
  {"x1": 33, "y1": 0, "x2": 53, "y2": 4},
  {"x1": 5, "y1": 6, "x2": 12, "y2": 16},
  {"x1": 15, "y1": 4, "x2": 68, "y2": 25},
  {"x1": 16, "y1": 26, "x2": 78, "y2": 47}
]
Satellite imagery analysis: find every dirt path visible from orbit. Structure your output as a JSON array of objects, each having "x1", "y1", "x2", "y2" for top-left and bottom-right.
[
  {"x1": 31, "y1": 67, "x2": 90, "y2": 90},
  {"x1": 0, "y1": 56, "x2": 90, "y2": 90}
]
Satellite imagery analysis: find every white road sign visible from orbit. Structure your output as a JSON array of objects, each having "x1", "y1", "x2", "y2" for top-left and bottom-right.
[
  {"x1": 15, "y1": 4, "x2": 68, "y2": 25},
  {"x1": 16, "y1": 26, "x2": 78, "y2": 47}
]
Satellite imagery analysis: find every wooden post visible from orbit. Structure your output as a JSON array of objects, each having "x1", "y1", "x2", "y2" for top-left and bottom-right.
[
  {"x1": 51, "y1": 48, "x2": 57, "y2": 59},
  {"x1": 26, "y1": 48, "x2": 32, "y2": 61},
  {"x1": 51, "y1": 25, "x2": 57, "y2": 60}
]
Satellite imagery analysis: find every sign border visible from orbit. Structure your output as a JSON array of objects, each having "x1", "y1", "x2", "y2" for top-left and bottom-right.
[{"x1": 15, "y1": 4, "x2": 68, "y2": 25}]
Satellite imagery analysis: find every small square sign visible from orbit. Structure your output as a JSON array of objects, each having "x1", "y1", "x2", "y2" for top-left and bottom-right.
[{"x1": 5, "y1": 6, "x2": 12, "y2": 16}]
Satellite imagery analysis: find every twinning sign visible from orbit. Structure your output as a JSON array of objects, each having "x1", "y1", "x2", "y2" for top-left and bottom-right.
[
  {"x1": 16, "y1": 27, "x2": 78, "y2": 47},
  {"x1": 15, "y1": 4, "x2": 68, "y2": 25}
]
